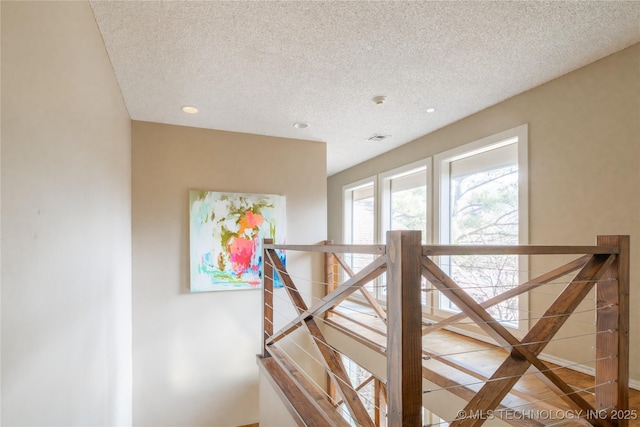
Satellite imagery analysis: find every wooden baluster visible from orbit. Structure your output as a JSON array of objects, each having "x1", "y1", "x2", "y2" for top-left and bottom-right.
[
  {"x1": 324, "y1": 240, "x2": 336, "y2": 320},
  {"x1": 262, "y1": 238, "x2": 274, "y2": 358},
  {"x1": 596, "y1": 235, "x2": 630, "y2": 426},
  {"x1": 375, "y1": 378, "x2": 388, "y2": 427},
  {"x1": 324, "y1": 240, "x2": 338, "y2": 405},
  {"x1": 386, "y1": 230, "x2": 422, "y2": 426}
]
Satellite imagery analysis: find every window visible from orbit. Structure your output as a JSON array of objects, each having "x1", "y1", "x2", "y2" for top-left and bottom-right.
[
  {"x1": 381, "y1": 161, "x2": 429, "y2": 244},
  {"x1": 435, "y1": 125, "x2": 528, "y2": 328},
  {"x1": 341, "y1": 125, "x2": 528, "y2": 330},
  {"x1": 343, "y1": 178, "x2": 377, "y2": 296},
  {"x1": 343, "y1": 162, "x2": 430, "y2": 301},
  {"x1": 344, "y1": 179, "x2": 376, "y2": 248},
  {"x1": 378, "y1": 161, "x2": 430, "y2": 301}
]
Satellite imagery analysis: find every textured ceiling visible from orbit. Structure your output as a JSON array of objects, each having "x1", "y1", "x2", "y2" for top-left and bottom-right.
[{"x1": 90, "y1": 1, "x2": 640, "y2": 176}]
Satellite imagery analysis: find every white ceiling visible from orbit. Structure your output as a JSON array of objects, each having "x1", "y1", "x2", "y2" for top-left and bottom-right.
[{"x1": 89, "y1": 1, "x2": 640, "y2": 176}]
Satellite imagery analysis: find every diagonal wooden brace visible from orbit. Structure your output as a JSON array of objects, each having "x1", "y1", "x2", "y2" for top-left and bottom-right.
[
  {"x1": 422, "y1": 255, "x2": 591, "y2": 336},
  {"x1": 443, "y1": 254, "x2": 615, "y2": 427},
  {"x1": 333, "y1": 253, "x2": 388, "y2": 322},
  {"x1": 422, "y1": 257, "x2": 597, "y2": 414},
  {"x1": 266, "y1": 251, "x2": 387, "y2": 345},
  {"x1": 266, "y1": 250, "x2": 376, "y2": 427}
]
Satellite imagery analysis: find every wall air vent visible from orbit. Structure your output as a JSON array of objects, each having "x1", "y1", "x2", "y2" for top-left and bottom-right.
[{"x1": 367, "y1": 134, "x2": 390, "y2": 142}]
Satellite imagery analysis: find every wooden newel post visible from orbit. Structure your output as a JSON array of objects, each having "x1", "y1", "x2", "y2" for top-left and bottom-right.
[
  {"x1": 595, "y1": 235, "x2": 630, "y2": 426},
  {"x1": 386, "y1": 230, "x2": 423, "y2": 426},
  {"x1": 262, "y1": 238, "x2": 274, "y2": 358},
  {"x1": 324, "y1": 240, "x2": 338, "y2": 404},
  {"x1": 324, "y1": 240, "x2": 336, "y2": 320}
]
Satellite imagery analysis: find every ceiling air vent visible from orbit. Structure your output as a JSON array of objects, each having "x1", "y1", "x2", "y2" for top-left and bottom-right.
[{"x1": 367, "y1": 134, "x2": 390, "y2": 142}]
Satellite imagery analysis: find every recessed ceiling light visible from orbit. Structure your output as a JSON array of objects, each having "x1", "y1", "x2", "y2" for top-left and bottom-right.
[
  {"x1": 426, "y1": 108, "x2": 436, "y2": 113},
  {"x1": 182, "y1": 106, "x2": 199, "y2": 114},
  {"x1": 293, "y1": 122, "x2": 309, "y2": 129}
]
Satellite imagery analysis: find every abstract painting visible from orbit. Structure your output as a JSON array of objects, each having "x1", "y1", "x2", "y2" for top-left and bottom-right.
[{"x1": 189, "y1": 190, "x2": 286, "y2": 292}]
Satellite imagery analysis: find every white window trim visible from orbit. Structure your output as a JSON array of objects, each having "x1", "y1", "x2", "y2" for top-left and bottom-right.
[
  {"x1": 340, "y1": 125, "x2": 529, "y2": 335},
  {"x1": 433, "y1": 124, "x2": 529, "y2": 334},
  {"x1": 378, "y1": 158, "x2": 432, "y2": 244},
  {"x1": 342, "y1": 177, "x2": 379, "y2": 304},
  {"x1": 342, "y1": 161, "x2": 432, "y2": 303},
  {"x1": 342, "y1": 176, "x2": 378, "y2": 246}
]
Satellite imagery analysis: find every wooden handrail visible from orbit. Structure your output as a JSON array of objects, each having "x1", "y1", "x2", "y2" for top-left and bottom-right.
[
  {"x1": 422, "y1": 245, "x2": 619, "y2": 256},
  {"x1": 264, "y1": 242, "x2": 619, "y2": 255},
  {"x1": 265, "y1": 243, "x2": 386, "y2": 254}
]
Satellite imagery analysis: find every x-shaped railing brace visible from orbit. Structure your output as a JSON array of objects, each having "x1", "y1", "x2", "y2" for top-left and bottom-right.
[
  {"x1": 265, "y1": 248, "x2": 388, "y2": 427},
  {"x1": 421, "y1": 254, "x2": 616, "y2": 427}
]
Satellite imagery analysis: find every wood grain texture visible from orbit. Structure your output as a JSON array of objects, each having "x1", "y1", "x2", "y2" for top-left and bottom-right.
[
  {"x1": 451, "y1": 254, "x2": 615, "y2": 427},
  {"x1": 596, "y1": 236, "x2": 630, "y2": 427},
  {"x1": 421, "y1": 255, "x2": 591, "y2": 336},
  {"x1": 266, "y1": 252, "x2": 387, "y2": 345},
  {"x1": 333, "y1": 253, "x2": 388, "y2": 322},
  {"x1": 386, "y1": 231, "x2": 423, "y2": 426},
  {"x1": 265, "y1": 243, "x2": 386, "y2": 254},
  {"x1": 261, "y1": 236, "x2": 631, "y2": 426},
  {"x1": 327, "y1": 301, "x2": 640, "y2": 427},
  {"x1": 257, "y1": 353, "x2": 343, "y2": 427},
  {"x1": 262, "y1": 238, "x2": 274, "y2": 357},
  {"x1": 267, "y1": 250, "x2": 375, "y2": 427},
  {"x1": 422, "y1": 245, "x2": 619, "y2": 256}
]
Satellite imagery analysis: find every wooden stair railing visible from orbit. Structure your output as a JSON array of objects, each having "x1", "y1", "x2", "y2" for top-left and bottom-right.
[
  {"x1": 265, "y1": 249, "x2": 376, "y2": 427},
  {"x1": 431, "y1": 254, "x2": 615, "y2": 427},
  {"x1": 595, "y1": 236, "x2": 630, "y2": 426},
  {"x1": 259, "y1": 234, "x2": 629, "y2": 427}
]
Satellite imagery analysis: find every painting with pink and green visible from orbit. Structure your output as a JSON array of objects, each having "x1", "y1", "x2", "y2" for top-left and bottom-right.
[{"x1": 189, "y1": 190, "x2": 286, "y2": 292}]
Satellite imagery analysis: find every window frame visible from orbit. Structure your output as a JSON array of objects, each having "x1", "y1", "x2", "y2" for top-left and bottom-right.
[
  {"x1": 342, "y1": 177, "x2": 378, "y2": 303},
  {"x1": 342, "y1": 176, "x2": 378, "y2": 248},
  {"x1": 339, "y1": 124, "x2": 529, "y2": 334},
  {"x1": 377, "y1": 159, "x2": 432, "y2": 302},
  {"x1": 433, "y1": 124, "x2": 529, "y2": 333},
  {"x1": 378, "y1": 158, "x2": 432, "y2": 245}
]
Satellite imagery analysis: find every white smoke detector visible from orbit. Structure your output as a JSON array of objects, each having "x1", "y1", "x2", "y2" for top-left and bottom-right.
[{"x1": 372, "y1": 95, "x2": 387, "y2": 105}]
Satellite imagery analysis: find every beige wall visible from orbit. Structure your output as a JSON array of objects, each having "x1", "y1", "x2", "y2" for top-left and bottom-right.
[
  {"x1": 1, "y1": 3, "x2": 4, "y2": 420},
  {"x1": 1, "y1": 2, "x2": 132, "y2": 426},
  {"x1": 328, "y1": 44, "x2": 640, "y2": 382},
  {"x1": 131, "y1": 121, "x2": 326, "y2": 426}
]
